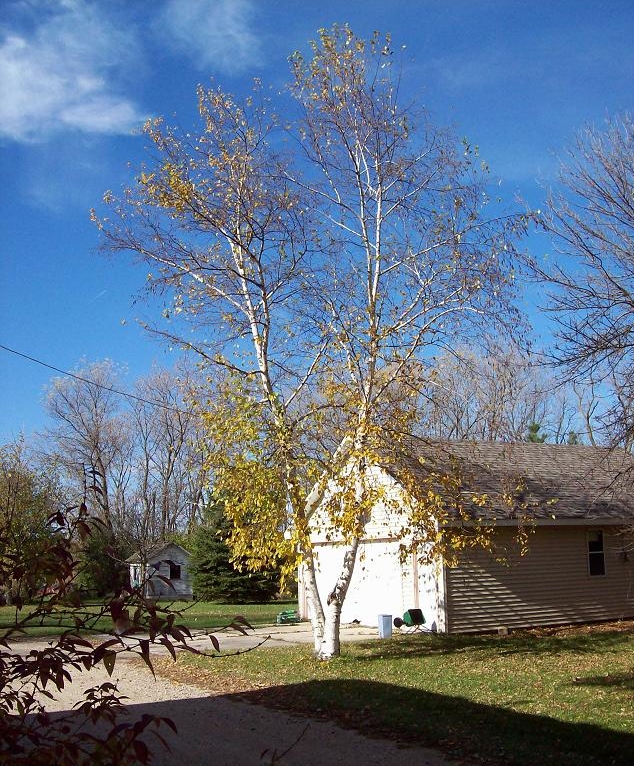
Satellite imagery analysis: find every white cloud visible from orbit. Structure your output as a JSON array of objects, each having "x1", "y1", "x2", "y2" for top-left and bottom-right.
[
  {"x1": 0, "y1": 1, "x2": 146, "y2": 143},
  {"x1": 428, "y1": 49, "x2": 509, "y2": 92},
  {"x1": 159, "y1": 0, "x2": 260, "y2": 73}
]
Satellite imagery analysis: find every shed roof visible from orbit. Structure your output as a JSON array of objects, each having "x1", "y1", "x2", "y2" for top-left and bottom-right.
[
  {"x1": 126, "y1": 542, "x2": 191, "y2": 565},
  {"x1": 381, "y1": 438, "x2": 634, "y2": 523}
]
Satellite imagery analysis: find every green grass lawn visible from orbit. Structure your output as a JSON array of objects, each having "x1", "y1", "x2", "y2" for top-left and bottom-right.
[
  {"x1": 157, "y1": 621, "x2": 634, "y2": 766},
  {"x1": 0, "y1": 599, "x2": 296, "y2": 637},
  {"x1": 164, "y1": 599, "x2": 296, "y2": 630},
  {"x1": 0, "y1": 602, "x2": 113, "y2": 637}
]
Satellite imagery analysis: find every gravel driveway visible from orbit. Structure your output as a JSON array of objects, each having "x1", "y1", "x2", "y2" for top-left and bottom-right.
[{"x1": 16, "y1": 628, "x2": 463, "y2": 766}]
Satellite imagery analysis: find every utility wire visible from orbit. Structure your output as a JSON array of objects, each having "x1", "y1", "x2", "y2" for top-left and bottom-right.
[{"x1": 0, "y1": 342, "x2": 193, "y2": 416}]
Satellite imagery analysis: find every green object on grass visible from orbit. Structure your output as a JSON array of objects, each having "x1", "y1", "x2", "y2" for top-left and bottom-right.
[
  {"x1": 276, "y1": 609, "x2": 300, "y2": 625},
  {"x1": 402, "y1": 608, "x2": 425, "y2": 627}
]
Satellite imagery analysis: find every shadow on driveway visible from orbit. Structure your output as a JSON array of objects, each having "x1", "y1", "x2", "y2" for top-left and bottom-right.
[
  {"x1": 234, "y1": 678, "x2": 634, "y2": 766},
  {"x1": 19, "y1": 676, "x2": 634, "y2": 766}
]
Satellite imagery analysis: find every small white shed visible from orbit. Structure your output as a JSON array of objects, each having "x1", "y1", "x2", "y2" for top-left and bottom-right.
[{"x1": 127, "y1": 542, "x2": 193, "y2": 600}]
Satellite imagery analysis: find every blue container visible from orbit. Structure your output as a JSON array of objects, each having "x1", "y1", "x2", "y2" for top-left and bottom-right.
[{"x1": 378, "y1": 614, "x2": 392, "y2": 638}]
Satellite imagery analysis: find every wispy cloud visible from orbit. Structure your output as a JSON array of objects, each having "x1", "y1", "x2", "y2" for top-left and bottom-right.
[
  {"x1": 0, "y1": 0, "x2": 145, "y2": 143},
  {"x1": 158, "y1": 0, "x2": 261, "y2": 73},
  {"x1": 430, "y1": 50, "x2": 507, "y2": 91}
]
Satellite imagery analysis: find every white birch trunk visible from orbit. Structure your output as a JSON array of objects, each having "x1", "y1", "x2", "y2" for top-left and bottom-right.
[
  {"x1": 309, "y1": 537, "x2": 360, "y2": 660},
  {"x1": 319, "y1": 600, "x2": 343, "y2": 659},
  {"x1": 299, "y1": 551, "x2": 326, "y2": 653}
]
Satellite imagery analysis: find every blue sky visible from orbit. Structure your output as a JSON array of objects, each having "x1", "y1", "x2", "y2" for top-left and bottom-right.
[{"x1": 1, "y1": 0, "x2": 633, "y2": 443}]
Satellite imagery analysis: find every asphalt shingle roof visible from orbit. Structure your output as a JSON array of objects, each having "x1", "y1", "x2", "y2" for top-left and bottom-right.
[
  {"x1": 125, "y1": 542, "x2": 190, "y2": 565},
  {"x1": 382, "y1": 438, "x2": 634, "y2": 522}
]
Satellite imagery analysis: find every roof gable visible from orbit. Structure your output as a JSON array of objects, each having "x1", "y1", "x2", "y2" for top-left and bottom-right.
[{"x1": 126, "y1": 542, "x2": 191, "y2": 564}]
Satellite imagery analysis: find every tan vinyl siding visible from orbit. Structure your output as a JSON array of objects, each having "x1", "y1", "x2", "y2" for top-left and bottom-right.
[{"x1": 445, "y1": 526, "x2": 634, "y2": 632}]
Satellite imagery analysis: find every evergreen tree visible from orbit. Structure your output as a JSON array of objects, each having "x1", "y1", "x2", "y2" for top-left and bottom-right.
[
  {"x1": 189, "y1": 501, "x2": 279, "y2": 603},
  {"x1": 526, "y1": 422, "x2": 547, "y2": 443},
  {"x1": 76, "y1": 527, "x2": 130, "y2": 597}
]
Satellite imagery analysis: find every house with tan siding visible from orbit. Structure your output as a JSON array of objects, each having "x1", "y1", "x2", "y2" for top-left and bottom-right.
[{"x1": 299, "y1": 440, "x2": 634, "y2": 633}]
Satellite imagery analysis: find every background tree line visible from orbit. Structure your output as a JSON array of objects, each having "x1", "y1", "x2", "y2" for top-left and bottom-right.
[{"x1": 2, "y1": 359, "x2": 287, "y2": 602}]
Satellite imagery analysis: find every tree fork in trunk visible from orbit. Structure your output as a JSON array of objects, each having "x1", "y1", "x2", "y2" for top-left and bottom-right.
[{"x1": 317, "y1": 537, "x2": 360, "y2": 659}]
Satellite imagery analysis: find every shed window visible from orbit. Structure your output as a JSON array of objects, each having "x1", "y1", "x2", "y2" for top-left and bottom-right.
[
  {"x1": 588, "y1": 530, "x2": 606, "y2": 576},
  {"x1": 169, "y1": 562, "x2": 181, "y2": 580}
]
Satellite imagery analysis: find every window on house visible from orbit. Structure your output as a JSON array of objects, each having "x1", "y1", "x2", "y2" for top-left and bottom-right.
[
  {"x1": 169, "y1": 562, "x2": 181, "y2": 580},
  {"x1": 588, "y1": 530, "x2": 606, "y2": 576}
]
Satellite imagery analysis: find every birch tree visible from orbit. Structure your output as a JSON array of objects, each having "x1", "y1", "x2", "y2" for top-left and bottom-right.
[{"x1": 94, "y1": 26, "x2": 528, "y2": 658}]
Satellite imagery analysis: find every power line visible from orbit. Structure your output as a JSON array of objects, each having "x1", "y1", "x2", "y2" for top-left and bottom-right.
[{"x1": 0, "y1": 343, "x2": 193, "y2": 416}]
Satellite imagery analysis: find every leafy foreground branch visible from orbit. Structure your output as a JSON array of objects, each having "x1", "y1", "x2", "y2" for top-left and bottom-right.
[{"x1": 0, "y1": 502, "x2": 252, "y2": 765}]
